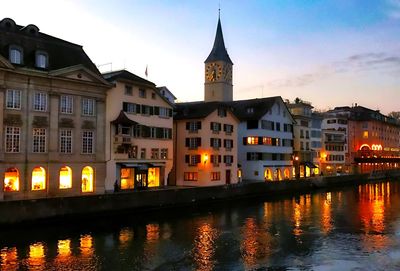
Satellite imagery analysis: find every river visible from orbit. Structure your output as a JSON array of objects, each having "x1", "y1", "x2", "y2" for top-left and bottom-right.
[{"x1": 1, "y1": 181, "x2": 400, "y2": 270}]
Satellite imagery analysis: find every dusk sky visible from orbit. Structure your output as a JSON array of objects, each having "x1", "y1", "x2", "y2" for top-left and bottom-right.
[{"x1": 2, "y1": 0, "x2": 400, "y2": 113}]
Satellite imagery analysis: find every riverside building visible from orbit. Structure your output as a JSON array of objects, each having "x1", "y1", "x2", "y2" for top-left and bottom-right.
[
  {"x1": 0, "y1": 18, "x2": 110, "y2": 200},
  {"x1": 103, "y1": 70, "x2": 174, "y2": 191}
]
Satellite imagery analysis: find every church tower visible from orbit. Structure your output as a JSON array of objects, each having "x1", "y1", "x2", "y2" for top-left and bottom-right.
[{"x1": 204, "y1": 14, "x2": 233, "y2": 102}]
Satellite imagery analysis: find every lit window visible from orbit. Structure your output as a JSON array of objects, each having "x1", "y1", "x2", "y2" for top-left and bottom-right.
[
  {"x1": 32, "y1": 166, "x2": 46, "y2": 191},
  {"x1": 33, "y1": 92, "x2": 47, "y2": 111},
  {"x1": 211, "y1": 172, "x2": 220, "y2": 181},
  {"x1": 161, "y1": 148, "x2": 168, "y2": 159},
  {"x1": 60, "y1": 95, "x2": 73, "y2": 114},
  {"x1": 363, "y1": 131, "x2": 368, "y2": 139},
  {"x1": 82, "y1": 131, "x2": 94, "y2": 154},
  {"x1": 5, "y1": 126, "x2": 20, "y2": 153},
  {"x1": 82, "y1": 98, "x2": 95, "y2": 116},
  {"x1": 184, "y1": 172, "x2": 198, "y2": 181},
  {"x1": 148, "y1": 167, "x2": 160, "y2": 187},
  {"x1": 81, "y1": 166, "x2": 94, "y2": 192},
  {"x1": 247, "y1": 136, "x2": 258, "y2": 145},
  {"x1": 35, "y1": 51, "x2": 48, "y2": 68},
  {"x1": 151, "y1": 148, "x2": 159, "y2": 159},
  {"x1": 9, "y1": 46, "x2": 22, "y2": 64},
  {"x1": 6, "y1": 89, "x2": 21, "y2": 109},
  {"x1": 4, "y1": 167, "x2": 19, "y2": 192},
  {"x1": 121, "y1": 168, "x2": 134, "y2": 189},
  {"x1": 32, "y1": 128, "x2": 47, "y2": 153},
  {"x1": 60, "y1": 129, "x2": 72, "y2": 153},
  {"x1": 59, "y1": 166, "x2": 72, "y2": 189}
]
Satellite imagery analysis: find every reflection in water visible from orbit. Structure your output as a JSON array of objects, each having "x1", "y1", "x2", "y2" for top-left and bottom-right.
[
  {"x1": 1, "y1": 247, "x2": 18, "y2": 271},
  {"x1": 1, "y1": 181, "x2": 400, "y2": 270},
  {"x1": 28, "y1": 242, "x2": 45, "y2": 271},
  {"x1": 192, "y1": 222, "x2": 218, "y2": 271}
]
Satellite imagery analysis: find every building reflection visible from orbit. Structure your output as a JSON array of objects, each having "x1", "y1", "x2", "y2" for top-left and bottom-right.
[
  {"x1": 119, "y1": 228, "x2": 134, "y2": 249},
  {"x1": 80, "y1": 235, "x2": 94, "y2": 257},
  {"x1": 28, "y1": 242, "x2": 45, "y2": 271},
  {"x1": 0, "y1": 247, "x2": 19, "y2": 271},
  {"x1": 321, "y1": 192, "x2": 333, "y2": 234},
  {"x1": 192, "y1": 222, "x2": 218, "y2": 271}
]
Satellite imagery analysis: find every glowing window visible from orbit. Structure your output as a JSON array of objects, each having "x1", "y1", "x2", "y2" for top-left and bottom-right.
[
  {"x1": 284, "y1": 168, "x2": 290, "y2": 179},
  {"x1": 32, "y1": 167, "x2": 46, "y2": 191},
  {"x1": 264, "y1": 168, "x2": 273, "y2": 181},
  {"x1": 148, "y1": 167, "x2": 160, "y2": 187},
  {"x1": 81, "y1": 166, "x2": 94, "y2": 192},
  {"x1": 247, "y1": 136, "x2": 258, "y2": 145},
  {"x1": 120, "y1": 168, "x2": 134, "y2": 189},
  {"x1": 363, "y1": 131, "x2": 368, "y2": 139},
  {"x1": 59, "y1": 166, "x2": 72, "y2": 189},
  {"x1": 4, "y1": 167, "x2": 19, "y2": 191}
]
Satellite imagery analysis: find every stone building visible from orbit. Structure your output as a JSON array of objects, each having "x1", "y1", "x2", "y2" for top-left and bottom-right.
[{"x1": 0, "y1": 18, "x2": 110, "y2": 200}]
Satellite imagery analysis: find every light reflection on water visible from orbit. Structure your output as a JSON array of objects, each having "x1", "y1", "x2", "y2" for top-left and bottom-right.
[{"x1": 1, "y1": 181, "x2": 400, "y2": 270}]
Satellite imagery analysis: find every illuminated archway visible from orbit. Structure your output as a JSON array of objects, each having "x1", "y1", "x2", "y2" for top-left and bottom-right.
[
  {"x1": 4, "y1": 167, "x2": 19, "y2": 192},
  {"x1": 371, "y1": 144, "x2": 382, "y2": 151},
  {"x1": 59, "y1": 166, "x2": 72, "y2": 189},
  {"x1": 81, "y1": 166, "x2": 94, "y2": 192},
  {"x1": 284, "y1": 168, "x2": 290, "y2": 179},
  {"x1": 275, "y1": 168, "x2": 283, "y2": 181},
  {"x1": 264, "y1": 168, "x2": 273, "y2": 181},
  {"x1": 359, "y1": 144, "x2": 371, "y2": 151},
  {"x1": 32, "y1": 167, "x2": 46, "y2": 191}
]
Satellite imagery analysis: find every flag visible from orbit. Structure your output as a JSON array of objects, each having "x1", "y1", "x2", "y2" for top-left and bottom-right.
[{"x1": 145, "y1": 65, "x2": 148, "y2": 78}]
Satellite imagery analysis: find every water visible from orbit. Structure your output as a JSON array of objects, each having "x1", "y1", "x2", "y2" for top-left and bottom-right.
[{"x1": 2, "y1": 181, "x2": 400, "y2": 270}]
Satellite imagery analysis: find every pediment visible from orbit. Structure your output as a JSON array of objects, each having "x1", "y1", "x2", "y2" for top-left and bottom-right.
[
  {"x1": 0, "y1": 55, "x2": 15, "y2": 69},
  {"x1": 49, "y1": 65, "x2": 109, "y2": 85}
]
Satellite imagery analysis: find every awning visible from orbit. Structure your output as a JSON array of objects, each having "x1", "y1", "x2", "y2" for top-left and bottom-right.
[
  {"x1": 111, "y1": 111, "x2": 138, "y2": 126},
  {"x1": 304, "y1": 162, "x2": 318, "y2": 168}
]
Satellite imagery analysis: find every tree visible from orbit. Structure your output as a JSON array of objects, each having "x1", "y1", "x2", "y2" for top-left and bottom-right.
[{"x1": 388, "y1": 111, "x2": 400, "y2": 120}]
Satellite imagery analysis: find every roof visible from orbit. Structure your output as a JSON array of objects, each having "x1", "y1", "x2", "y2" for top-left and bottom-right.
[
  {"x1": 111, "y1": 111, "x2": 138, "y2": 126},
  {"x1": 157, "y1": 86, "x2": 177, "y2": 99},
  {"x1": 204, "y1": 17, "x2": 233, "y2": 65},
  {"x1": 227, "y1": 97, "x2": 279, "y2": 121},
  {"x1": 0, "y1": 18, "x2": 100, "y2": 75},
  {"x1": 103, "y1": 69, "x2": 156, "y2": 87},
  {"x1": 174, "y1": 101, "x2": 230, "y2": 120}
]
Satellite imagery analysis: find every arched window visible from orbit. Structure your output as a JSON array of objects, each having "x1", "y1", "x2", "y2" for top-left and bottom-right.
[
  {"x1": 32, "y1": 167, "x2": 46, "y2": 190},
  {"x1": 275, "y1": 169, "x2": 283, "y2": 181},
  {"x1": 284, "y1": 168, "x2": 290, "y2": 179},
  {"x1": 264, "y1": 168, "x2": 273, "y2": 181},
  {"x1": 4, "y1": 167, "x2": 19, "y2": 191},
  {"x1": 35, "y1": 51, "x2": 48, "y2": 69},
  {"x1": 59, "y1": 166, "x2": 72, "y2": 189},
  {"x1": 9, "y1": 45, "x2": 23, "y2": 64},
  {"x1": 81, "y1": 166, "x2": 94, "y2": 193}
]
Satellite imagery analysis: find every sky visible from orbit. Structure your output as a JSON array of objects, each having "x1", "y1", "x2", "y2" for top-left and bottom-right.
[{"x1": 1, "y1": 0, "x2": 400, "y2": 113}]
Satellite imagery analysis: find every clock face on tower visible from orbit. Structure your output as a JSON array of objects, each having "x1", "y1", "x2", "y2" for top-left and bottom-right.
[{"x1": 205, "y1": 63, "x2": 222, "y2": 82}]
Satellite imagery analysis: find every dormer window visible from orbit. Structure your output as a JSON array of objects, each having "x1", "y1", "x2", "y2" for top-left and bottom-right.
[
  {"x1": 9, "y1": 45, "x2": 23, "y2": 65},
  {"x1": 35, "y1": 51, "x2": 48, "y2": 69},
  {"x1": 246, "y1": 107, "x2": 254, "y2": 114}
]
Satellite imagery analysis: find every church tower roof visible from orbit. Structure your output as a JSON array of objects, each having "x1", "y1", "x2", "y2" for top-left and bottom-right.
[{"x1": 204, "y1": 15, "x2": 233, "y2": 65}]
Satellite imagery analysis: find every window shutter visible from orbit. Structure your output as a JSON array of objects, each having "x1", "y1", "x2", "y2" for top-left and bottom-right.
[
  {"x1": 122, "y1": 102, "x2": 128, "y2": 112},
  {"x1": 149, "y1": 106, "x2": 154, "y2": 115},
  {"x1": 156, "y1": 127, "x2": 163, "y2": 138},
  {"x1": 210, "y1": 122, "x2": 213, "y2": 130},
  {"x1": 223, "y1": 139, "x2": 226, "y2": 147},
  {"x1": 223, "y1": 124, "x2": 226, "y2": 131},
  {"x1": 223, "y1": 156, "x2": 226, "y2": 163},
  {"x1": 247, "y1": 153, "x2": 251, "y2": 160},
  {"x1": 218, "y1": 155, "x2": 221, "y2": 163},
  {"x1": 197, "y1": 137, "x2": 201, "y2": 146},
  {"x1": 168, "y1": 109, "x2": 173, "y2": 117},
  {"x1": 186, "y1": 122, "x2": 190, "y2": 130},
  {"x1": 211, "y1": 155, "x2": 214, "y2": 163},
  {"x1": 257, "y1": 153, "x2": 262, "y2": 160},
  {"x1": 218, "y1": 139, "x2": 221, "y2": 147},
  {"x1": 185, "y1": 155, "x2": 189, "y2": 163},
  {"x1": 197, "y1": 121, "x2": 201, "y2": 130},
  {"x1": 185, "y1": 138, "x2": 189, "y2": 147},
  {"x1": 231, "y1": 155, "x2": 234, "y2": 163},
  {"x1": 218, "y1": 123, "x2": 221, "y2": 131},
  {"x1": 142, "y1": 126, "x2": 150, "y2": 137},
  {"x1": 231, "y1": 125, "x2": 234, "y2": 132},
  {"x1": 210, "y1": 138, "x2": 213, "y2": 147},
  {"x1": 168, "y1": 128, "x2": 172, "y2": 139},
  {"x1": 258, "y1": 137, "x2": 263, "y2": 145},
  {"x1": 154, "y1": 106, "x2": 160, "y2": 115},
  {"x1": 196, "y1": 154, "x2": 201, "y2": 164}
]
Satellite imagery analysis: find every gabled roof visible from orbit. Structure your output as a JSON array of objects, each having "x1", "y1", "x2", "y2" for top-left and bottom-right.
[
  {"x1": 175, "y1": 101, "x2": 229, "y2": 120},
  {"x1": 227, "y1": 97, "x2": 279, "y2": 121},
  {"x1": 0, "y1": 18, "x2": 101, "y2": 75},
  {"x1": 204, "y1": 17, "x2": 233, "y2": 65},
  {"x1": 103, "y1": 69, "x2": 156, "y2": 87}
]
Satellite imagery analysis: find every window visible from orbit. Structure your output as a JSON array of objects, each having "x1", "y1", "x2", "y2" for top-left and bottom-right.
[
  {"x1": 141, "y1": 105, "x2": 151, "y2": 115},
  {"x1": 185, "y1": 155, "x2": 201, "y2": 165},
  {"x1": 82, "y1": 131, "x2": 94, "y2": 154},
  {"x1": 300, "y1": 130, "x2": 304, "y2": 138},
  {"x1": 224, "y1": 139, "x2": 233, "y2": 149},
  {"x1": 210, "y1": 138, "x2": 221, "y2": 149},
  {"x1": 246, "y1": 136, "x2": 258, "y2": 145},
  {"x1": 186, "y1": 121, "x2": 201, "y2": 132},
  {"x1": 59, "y1": 166, "x2": 72, "y2": 189},
  {"x1": 163, "y1": 128, "x2": 172, "y2": 139},
  {"x1": 35, "y1": 51, "x2": 48, "y2": 68},
  {"x1": 261, "y1": 120, "x2": 274, "y2": 130},
  {"x1": 33, "y1": 92, "x2": 47, "y2": 111},
  {"x1": 5, "y1": 126, "x2": 20, "y2": 153},
  {"x1": 159, "y1": 107, "x2": 169, "y2": 117},
  {"x1": 4, "y1": 168, "x2": 19, "y2": 192},
  {"x1": 211, "y1": 155, "x2": 221, "y2": 165},
  {"x1": 60, "y1": 95, "x2": 73, "y2": 114},
  {"x1": 224, "y1": 155, "x2": 233, "y2": 165},
  {"x1": 60, "y1": 129, "x2": 72, "y2": 153},
  {"x1": 161, "y1": 148, "x2": 168, "y2": 159},
  {"x1": 150, "y1": 127, "x2": 156, "y2": 138},
  {"x1": 224, "y1": 124, "x2": 233, "y2": 134},
  {"x1": 246, "y1": 107, "x2": 254, "y2": 114},
  {"x1": 218, "y1": 108, "x2": 227, "y2": 117},
  {"x1": 125, "y1": 85, "x2": 133, "y2": 95},
  {"x1": 6, "y1": 89, "x2": 21, "y2": 109},
  {"x1": 32, "y1": 128, "x2": 46, "y2": 153},
  {"x1": 327, "y1": 119, "x2": 337, "y2": 124},
  {"x1": 140, "y1": 148, "x2": 146, "y2": 159},
  {"x1": 247, "y1": 120, "x2": 258, "y2": 129},
  {"x1": 210, "y1": 122, "x2": 221, "y2": 133},
  {"x1": 306, "y1": 130, "x2": 309, "y2": 138},
  {"x1": 306, "y1": 142, "x2": 309, "y2": 150},
  {"x1": 276, "y1": 122, "x2": 281, "y2": 131},
  {"x1": 32, "y1": 167, "x2": 46, "y2": 191},
  {"x1": 123, "y1": 102, "x2": 138, "y2": 114},
  {"x1": 184, "y1": 172, "x2": 198, "y2": 181},
  {"x1": 82, "y1": 166, "x2": 94, "y2": 192},
  {"x1": 211, "y1": 172, "x2": 221, "y2": 181},
  {"x1": 151, "y1": 148, "x2": 159, "y2": 159},
  {"x1": 363, "y1": 131, "x2": 368, "y2": 139},
  {"x1": 263, "y1": 137, "x2": 272, "y2": 145},
  {"x1": 151, "y1": 92, "x2": 156, "y2": 99},
  {"x1": 121, "y1": 168, "x2": 134, "y2": 189},
  {"x1": 139, "y1": 88, "x2": 146, "y2": 98},
  {"x1": 9, "y1": 46, "x2": 22, "y2": 64},
  {"x1": 185, "y1": 137, "x2": 201, "y2": 149},
  {"x1": 82, "y1": 98, "x2": 95, "y2": 116}
]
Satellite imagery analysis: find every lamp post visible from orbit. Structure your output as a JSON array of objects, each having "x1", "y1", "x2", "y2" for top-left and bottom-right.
[{"x1": 294, "y1": 155, "x2": 300, "y2": 179}]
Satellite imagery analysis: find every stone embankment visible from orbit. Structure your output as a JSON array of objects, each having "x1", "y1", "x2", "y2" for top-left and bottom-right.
[{"x1": 0, "y1": 170, "x2": 399, "y2": 225}]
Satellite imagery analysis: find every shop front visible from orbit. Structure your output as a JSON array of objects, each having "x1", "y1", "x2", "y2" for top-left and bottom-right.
[{"x1": 118, "y1": 163, "x2": 164, "y2": 190}]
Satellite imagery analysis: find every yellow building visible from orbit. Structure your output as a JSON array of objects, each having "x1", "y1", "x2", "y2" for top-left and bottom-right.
[
  {"x1": 104, "y1": 70, "x2": 174, "y2": 191},
  {"x1": 0, "y1": 18, "x2": 110, "y2": 200}
]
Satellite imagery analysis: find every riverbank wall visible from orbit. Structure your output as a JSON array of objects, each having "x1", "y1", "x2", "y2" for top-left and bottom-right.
[{"x1": 1, "y1": 171, "x2": 399, "y2": 225}]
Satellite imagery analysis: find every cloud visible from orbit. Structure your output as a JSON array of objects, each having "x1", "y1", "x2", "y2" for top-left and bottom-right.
[
  {"x1": 386, "y1": 0, "x2": 400, "y2": 19},
  {"x1": 257, "y1": 52, "x2": 400, "y2": 90}
]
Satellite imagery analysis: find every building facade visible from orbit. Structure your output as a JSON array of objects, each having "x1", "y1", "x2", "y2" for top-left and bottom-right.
[
  {"x1": 103, "y1": 70, "x2": 174, "y2": 191},
  {"x1": 233, "y1": 97, "x2": 294, "y2": 181},
  {"x1": 174, "y1": 102, "x2": 239, "y2": 186},
  {"x1": 0, "y1": 18, "x2": 110, "y2": 200}
]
